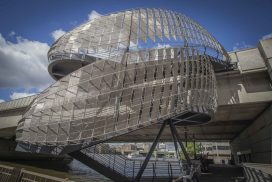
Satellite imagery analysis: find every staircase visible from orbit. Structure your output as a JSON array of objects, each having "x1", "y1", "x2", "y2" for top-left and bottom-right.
[{"x1": 70, "y1": 143, "x2": 188, "y2": 182}]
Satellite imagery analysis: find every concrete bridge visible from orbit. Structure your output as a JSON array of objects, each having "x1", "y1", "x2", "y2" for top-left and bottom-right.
[
  {"x1": 0, "y1": 95, "x2": 35, "y2": 140},
  {"x1": 0, "y1": 38, "x2": 272, "y2": 164}
]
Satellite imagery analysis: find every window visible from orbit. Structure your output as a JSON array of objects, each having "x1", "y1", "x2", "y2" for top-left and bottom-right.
[{"x1": 217, "y1": 146, "x2": 230, "y2": 150}]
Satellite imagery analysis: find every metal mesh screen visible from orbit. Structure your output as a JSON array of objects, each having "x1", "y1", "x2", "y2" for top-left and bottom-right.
[
  {"x1": 16, "y1": 47, "x2": 217, "y2": 154},
  {"x1": 16, "y1": 8, "x2": 229, "y2": 154}
]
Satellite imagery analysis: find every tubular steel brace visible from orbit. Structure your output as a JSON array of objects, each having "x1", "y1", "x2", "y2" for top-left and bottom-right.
[{"x1": 135, "y1": 120, "x2": 192, "y2": 181}]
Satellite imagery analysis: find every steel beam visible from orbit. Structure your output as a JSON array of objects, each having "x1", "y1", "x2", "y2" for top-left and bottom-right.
[
  {"x1": 134, "y1": 121, "x2": 167, "y2": 181},
  {"x1": 169, "y1": 121, "x2": 192, "y2": 167}
]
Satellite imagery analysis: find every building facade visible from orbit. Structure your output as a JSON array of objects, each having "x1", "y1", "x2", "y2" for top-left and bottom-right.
[{"x1": 201, "y1": 142, "x2": 231, "y2": 164}]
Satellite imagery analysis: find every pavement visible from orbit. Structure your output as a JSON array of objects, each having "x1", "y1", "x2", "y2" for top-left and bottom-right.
[{"x1": 199, "y1": 164, "x2": 244, "y2": 182}]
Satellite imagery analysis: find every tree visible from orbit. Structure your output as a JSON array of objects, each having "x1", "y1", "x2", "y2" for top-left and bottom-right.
[{"x1": 179, "y1": 142, "x2": 201, "y2": 160}]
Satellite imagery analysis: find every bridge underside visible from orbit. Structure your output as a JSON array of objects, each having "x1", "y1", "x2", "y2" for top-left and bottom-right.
[
  {"x1": 0, "y1": 101, "x2": 269, "y2": 142},
  {"x1": 107, "y1": 101, "x2": 271, "y2": 142}
]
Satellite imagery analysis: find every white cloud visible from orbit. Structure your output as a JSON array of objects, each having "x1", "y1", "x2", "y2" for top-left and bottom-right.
[
  {"x1": 262, "y1": 32, "x2": 272, "y2": 40},
  {"x1": 88, "y1": 10, "x2": 102, "y2": 21},
  {"x1": 51, "y1": 29, "x2": 66, "y2": 41},
  {"x1": 233, "y1": 41, "x2": 253, "y2": 51},
  {"x1": 0, "y1": 99, "x2": 5, "y2": 103},
  {"x1": 157, "y1": 43, "x2": 171, "y2": 48},
  {"x1": 10, "y1": 92, "x2": 36, "y2": 100},
  {"x1": 0, "y1": 33, "x2": 54, "y2": 90},
  {"x1": 9, "y1": 31, "x2": 16, "y2": 37}
]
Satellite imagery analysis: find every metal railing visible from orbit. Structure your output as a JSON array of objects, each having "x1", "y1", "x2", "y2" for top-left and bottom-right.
[
  {"x1": 0, "y1": 164, "x2": 71, "y2": 182},
  {"x1": 81, "y1": 143, "x2": 200, "y2": 181},
  {"x1": 0, "y1": 164, "x2": 14, "y2": 181},
  {"x1": 242, "y1": 163, "x2": 272, "y2": 182}
]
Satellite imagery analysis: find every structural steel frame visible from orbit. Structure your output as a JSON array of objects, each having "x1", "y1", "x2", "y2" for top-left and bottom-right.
[{"x1": 16, "y1": 8, "x2": 230, "y2": 155}]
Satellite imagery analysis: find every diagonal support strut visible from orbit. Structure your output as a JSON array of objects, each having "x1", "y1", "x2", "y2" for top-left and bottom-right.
[
  {"x1": 134, "y1": 121, "x2": 167, "y2": 181},
  {"x1": 169, "y1": 120, "x2": 192, "y2": 167},
  {"x1": 135, "y1": 120, "x2": 193, "y2": 181}
]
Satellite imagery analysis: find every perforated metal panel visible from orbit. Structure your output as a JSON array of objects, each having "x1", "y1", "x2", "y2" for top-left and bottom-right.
[
  {"x1": 16, "y1": 8, "x2": 229, "y2": 155},
  {"x1": 47, "y1": 8, "x2": 230, "y2": 80}
]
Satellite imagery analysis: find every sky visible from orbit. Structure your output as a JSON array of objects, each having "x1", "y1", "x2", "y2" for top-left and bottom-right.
[{"x1": 0, "y1": 0, "x2": 272, "y2": 102}]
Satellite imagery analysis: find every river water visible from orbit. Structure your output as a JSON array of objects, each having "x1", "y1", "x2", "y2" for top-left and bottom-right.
[{"x1": 0, "y1": 159, "x2": 112, "y2": 182}]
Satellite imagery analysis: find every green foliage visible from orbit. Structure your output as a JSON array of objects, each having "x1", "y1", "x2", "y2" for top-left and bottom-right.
[{"x1": 179, "y1": 142, "x2": 201, "y2": 160}]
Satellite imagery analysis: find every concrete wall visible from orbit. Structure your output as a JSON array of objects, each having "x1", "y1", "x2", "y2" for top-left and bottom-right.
[
  {"x1": 0, "y1": 109, "x2": 26, "y2": 139},
  {"x1": 259, "y1": 38, "x2": 272, "y2": 81},
  {"x1": 231, "y1": 104, "x2": 272, "y2": 164},
  {"x1": 0, "y1": 96, "x2": 34, "y2": 138},
  {"x1": 0, "y1": 110, "x2": 24, "y2": 129},
  {"x1": 201, "y1": 142, "x2": 231, "y2": 164},
  {"x1": 218, "y1": 39, "x2": 272, "y2": 106},
  {"x1": 217, "y1": 71, "x2": 272, "y2": 106},
  {"x1": 229, "y1": 48, "x2": 266, "y2": 73},
  {"x1": 230, "y1": 38, "x2": 272, "y2": 164}
]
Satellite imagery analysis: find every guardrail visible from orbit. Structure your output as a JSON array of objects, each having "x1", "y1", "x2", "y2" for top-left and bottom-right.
[
  {"x1": 0, "y1": 164, "x2": 71, "y2": 182},
  {"x1": 83, "y1": 144, "x2": 183, "y2": 179},
  {"x1": 242, "y1": 163, "x2": 272, "y2": 182},
  {"x1": 81, "y1": 143, "x2": 201, "y2": 181}
]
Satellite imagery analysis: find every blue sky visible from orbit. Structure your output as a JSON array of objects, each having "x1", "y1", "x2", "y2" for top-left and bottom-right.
[{"x1": 0, "y1": 0, "x2": 272, "y2": 102}]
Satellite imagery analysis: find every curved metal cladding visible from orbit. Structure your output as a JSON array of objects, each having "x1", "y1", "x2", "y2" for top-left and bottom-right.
[
  {"x1": 16, "y1": 8, "x2": 230, "y2": 155},
  {"x1": 48, "y1": 8, "x2": 229, "y2": 80}
]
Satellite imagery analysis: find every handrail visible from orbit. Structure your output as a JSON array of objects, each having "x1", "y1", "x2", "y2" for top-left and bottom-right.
[
  {"x1": 80, "y1": 140, "x2": 202, "y2": 182},
  {"x1": 0, "y1": 164, "x2": 71, "y2": 182},
  {"x1": 81, "y1": 142, "x2": 187, "y2": 180},
  {"x1": 152, "y1": 162, "x2": 156, "y2": 182},
  {"x1": 169, "y1": 162, "x2": 173, "y2": 180},
  {"x1": 133, "y1": 160, "x2": 135, "y2": 179},
  {"x1": 242, "y1": 163, "x2": 272, "y2": 182}
]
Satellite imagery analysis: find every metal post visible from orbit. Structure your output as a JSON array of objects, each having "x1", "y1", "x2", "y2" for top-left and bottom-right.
[
  {"x1": 132, "y1": 160, "x2": 135, "y2": 179},
  {"x1": 253, "y1": 168, "x2": 261, "y2": 181},
  {"x1": 170, "y1": 124, "x2": 180, "y2": 159},
  {"x1": 135, "y1": 121, "x2": 167, "y2": 181},
  {"x1": 185, "y1": 127, "x2": 188, "y2": 147},
  {"x1": 258, "y1": 169, "x2": 266, "y2": 182},
  {"x1": 169, "y1": 121, "x2": 192, "y2": 167},
  {"x1": 124, "y1": 159, "x2": 127, "y2": 176},
  {"x1": 170, "y1": 122, "x2": 183, "y2": 174},
  {"x1": 113, "y1": 150, "x2": 116, "y2": 171},
  {"x1": 193, "y1": 135, "x2": 196, "y2": 160},
  {"x1": 248, "y1": 167, "x2": 255, "y2": 181}
]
